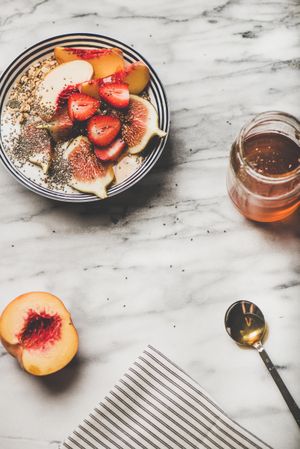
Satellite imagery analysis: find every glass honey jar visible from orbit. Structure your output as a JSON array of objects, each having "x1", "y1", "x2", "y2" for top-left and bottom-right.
[{"x1": 227, "y1": 111, "x2": 300, "y2": 222}]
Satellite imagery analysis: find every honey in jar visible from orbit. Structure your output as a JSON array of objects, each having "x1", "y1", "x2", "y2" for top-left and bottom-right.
[{"x1": 227, "y1": 111, "x2": 300, "y2": 222}]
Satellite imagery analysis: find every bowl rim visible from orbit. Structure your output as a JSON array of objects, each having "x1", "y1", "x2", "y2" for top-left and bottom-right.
[{"x1": 0, "y1": 32, "x2": 170, "y2": 202}]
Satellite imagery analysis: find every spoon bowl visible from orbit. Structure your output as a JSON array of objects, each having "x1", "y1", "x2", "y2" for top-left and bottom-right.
[{"x1": 224, "y1": 300, "x2": 266, "y2": 347}]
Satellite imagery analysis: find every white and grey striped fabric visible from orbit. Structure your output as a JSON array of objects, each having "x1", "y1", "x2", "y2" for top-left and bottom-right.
[{"x1": 63, "y1": 346, "x2": 272, "y2": 449}]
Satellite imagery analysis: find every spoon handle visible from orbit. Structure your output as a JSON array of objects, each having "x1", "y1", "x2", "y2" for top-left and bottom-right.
[{"x1": 254, "y1": 342, "x2": 300, "y2": 428}]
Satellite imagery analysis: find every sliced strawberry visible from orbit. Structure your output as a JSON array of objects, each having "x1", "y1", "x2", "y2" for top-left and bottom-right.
[
  {"x1": 68, "y1": 93, "x2": 100, "y2": 121},
  {"x1": 94, "y1": 138, "x2": 126, "y2": 161},
  {"x1": 80, "y1": 73, "x2": 126, "y2": 99},
  {"x1": 56, "y1": 85, "x2": 79, "y2": 111},
  {"x1": 99, "y1": 82, "x2": 129, "y2": 109},
  {"x1": 87, "y1": 115, "x2": 121, "y2": 146}
]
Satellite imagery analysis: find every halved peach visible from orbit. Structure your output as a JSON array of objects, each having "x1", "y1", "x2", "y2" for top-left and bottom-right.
[
  {"x1": 0, "y1": 292, "x2": 78, "y2": 376},
  {"x1": 54, "y1": 47, "x2": 125, "y2": 79}
]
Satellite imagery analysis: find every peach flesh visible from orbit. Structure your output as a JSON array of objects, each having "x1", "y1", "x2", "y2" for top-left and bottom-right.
[
  {"x1": 62, "y1": 48, "x2": 115, "y2": 59},
  {"x1": 17, "y1": 309, "x2": 62, "y2": 351}
]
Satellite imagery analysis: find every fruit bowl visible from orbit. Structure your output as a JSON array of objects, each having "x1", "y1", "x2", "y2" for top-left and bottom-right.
[{"x1": 0, "y1": 33, "x2": 169, "y2": 202}]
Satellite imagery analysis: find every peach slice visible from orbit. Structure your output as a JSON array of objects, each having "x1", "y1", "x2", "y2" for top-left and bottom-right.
[
  {"x1": 123, "y1": 62, "x2": 150, "y2": 94},
  {"x1": 80, "y1": 62, "x2": 150, "y2": 99},
  {"x1": 80, "y1": 80, "x2": 101, "y2": 99},
  {"x1": 0, "y1": 292, "x2": 78, "y2": 376},
  {"x1": 54, "y1": 47, "x2": 125, "y2": 79}
]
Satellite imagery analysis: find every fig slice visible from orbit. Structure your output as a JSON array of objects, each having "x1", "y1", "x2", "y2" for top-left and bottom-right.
[
  {"x1": 63, "y1": 136, "x2": 114, "y2": 199},
  {"x1": 37, "y1": 107, "x2": 74, "y2": 142},
  {"x1": 122, "y1": 95, "x2": 166, "y2": 154},
  {"x1": 20, "y1": 123, "x2": 52, "y2": 173}
]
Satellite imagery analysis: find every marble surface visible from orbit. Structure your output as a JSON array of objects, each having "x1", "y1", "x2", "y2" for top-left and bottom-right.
[{"x1": 0, "y1": 0, "x2": 299, "y2": 448}]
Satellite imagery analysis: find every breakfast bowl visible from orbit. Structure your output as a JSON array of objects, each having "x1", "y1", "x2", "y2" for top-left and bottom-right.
[{"x1": 0, "y1": 33, "x2": 169, "y2": 202}]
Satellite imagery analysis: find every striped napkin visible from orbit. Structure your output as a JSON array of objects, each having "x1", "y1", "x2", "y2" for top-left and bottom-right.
[{"x1": 63, "y1": 345, "x2": 271, "y2": 449}]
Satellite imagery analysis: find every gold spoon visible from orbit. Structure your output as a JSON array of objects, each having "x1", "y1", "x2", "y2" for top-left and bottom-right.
[{"x1": 225, "y1": 300, "x2": 300, "y2": 428}]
